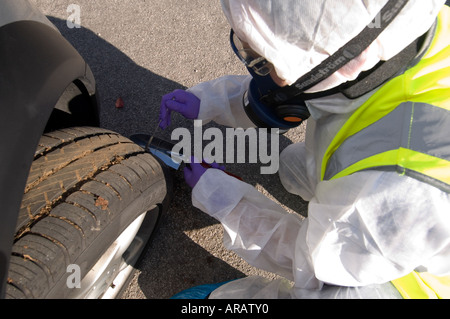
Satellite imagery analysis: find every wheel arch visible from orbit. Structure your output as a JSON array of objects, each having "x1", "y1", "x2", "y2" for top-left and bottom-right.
[{"x1": 0, "y1": 20, "x2": 99, "y2": 298}]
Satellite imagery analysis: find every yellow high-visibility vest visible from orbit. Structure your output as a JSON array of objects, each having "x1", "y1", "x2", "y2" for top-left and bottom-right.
[{"x1": 321, "y1": 6, "x2": 450, "y2": 299}]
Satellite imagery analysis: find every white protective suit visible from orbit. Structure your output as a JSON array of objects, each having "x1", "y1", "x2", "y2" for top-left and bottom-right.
[{"x1": 187, "y1": 0, "x2": 450, "y2": 298}]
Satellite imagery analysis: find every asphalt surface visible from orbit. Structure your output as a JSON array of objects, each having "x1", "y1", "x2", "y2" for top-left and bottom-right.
[{"x1": 31, "y1": 0, "x2": 308, "y2": 299}]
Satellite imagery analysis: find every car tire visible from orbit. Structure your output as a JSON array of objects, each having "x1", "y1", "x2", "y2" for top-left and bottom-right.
[{"x1": 6, "y1": 127, "x2": 171, "y2": 299}]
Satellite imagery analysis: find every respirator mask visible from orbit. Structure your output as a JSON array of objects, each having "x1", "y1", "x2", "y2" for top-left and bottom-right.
[{"x1": 230, "y1": 0, "x2": 417, "y2": 130}]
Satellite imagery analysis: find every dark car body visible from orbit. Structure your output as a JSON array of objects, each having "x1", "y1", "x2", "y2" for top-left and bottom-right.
[{"x1": 0, "y1": 0, "x2": 100, "y2": 298}]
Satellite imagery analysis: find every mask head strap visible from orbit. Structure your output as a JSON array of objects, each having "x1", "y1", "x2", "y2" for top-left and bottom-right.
[{"x1": 260, "y1": 0, "x2": 410, "y2": 106}]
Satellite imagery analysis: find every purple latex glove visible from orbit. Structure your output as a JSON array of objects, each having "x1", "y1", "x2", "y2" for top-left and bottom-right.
[
  {"x1": 184, "y1": 159, "x2": 225, "y2": 188},
  {"x1": 159, "y1": 89, "x2": 200, "y2": 129}
]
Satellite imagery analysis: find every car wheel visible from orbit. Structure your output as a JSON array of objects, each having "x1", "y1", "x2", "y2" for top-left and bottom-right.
[{"x1": 6, "y1": 127, "x2": 170, "y2": 299}]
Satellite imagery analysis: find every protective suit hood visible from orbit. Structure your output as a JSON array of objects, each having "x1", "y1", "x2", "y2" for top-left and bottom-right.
[{"x1": 221, "y1": 0, "x2": 446, "y2": 92}]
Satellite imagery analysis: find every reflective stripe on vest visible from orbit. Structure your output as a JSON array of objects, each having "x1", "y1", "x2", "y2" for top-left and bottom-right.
[
  {"x1": 323, "y1": 101, "x2": 450, "y2": 192},
  {"x1": 320, "y1": 7, "x2": 450, "y2": 298}
]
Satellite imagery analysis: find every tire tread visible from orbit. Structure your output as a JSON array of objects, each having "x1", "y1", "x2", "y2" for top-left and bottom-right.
[{"x1": 6, "y1": 127, "x2": 166, "y2": 299}]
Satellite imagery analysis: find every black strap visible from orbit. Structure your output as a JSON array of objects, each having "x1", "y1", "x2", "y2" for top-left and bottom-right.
[
  {"x1": 279, "y1": 30, "x2": 426, "y2": 102},
  {"x1": 261, "y1": 0, "x2": 410, "y2": 106},
  {"x1": 340, "y1": 20, "x2": 434, "y2": 99}
]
